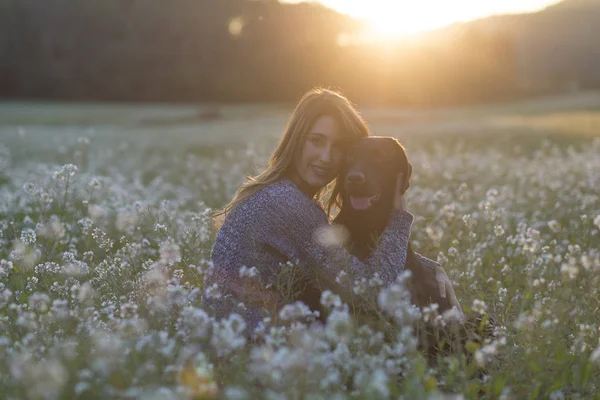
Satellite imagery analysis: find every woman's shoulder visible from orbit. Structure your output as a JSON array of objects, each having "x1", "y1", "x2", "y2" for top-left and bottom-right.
[
  {"x1": 247, "y1": 179, "x2": 310, "y2": 208},
  {"x1": 241, "y1": 179, "x2": 325, "y2": 221}
]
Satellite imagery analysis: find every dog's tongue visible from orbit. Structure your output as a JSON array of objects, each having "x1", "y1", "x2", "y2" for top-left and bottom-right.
[{"x1": 350, "y1": 196, "x2": 374, "y2": 210}]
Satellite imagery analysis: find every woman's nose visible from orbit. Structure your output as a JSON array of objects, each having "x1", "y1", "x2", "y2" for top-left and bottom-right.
[{"x1": 319, "y1": 146, "x2": 333, "y2": 163}]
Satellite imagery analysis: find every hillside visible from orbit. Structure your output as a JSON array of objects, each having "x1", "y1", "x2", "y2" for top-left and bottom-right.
[{"x1": 435, "y1": 0, "x2": 600, "y2": 90}]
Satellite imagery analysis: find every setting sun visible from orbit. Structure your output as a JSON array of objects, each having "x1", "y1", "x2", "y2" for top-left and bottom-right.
[{"x1": 289, "y1": 0, "x2": 562, "y2": 38}]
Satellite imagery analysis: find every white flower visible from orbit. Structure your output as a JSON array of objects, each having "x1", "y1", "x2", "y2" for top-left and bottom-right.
[
  {"x1": 210, "y1": 314, "x2": 247, "y2": 356},
  {"x1": 335, "y1": 270, "x2": 349, "y2": 285},
  {"x1": 20, "y1": 229, "x2": 36, "y2": 245},
  {"x1": 325, "y1": 309, "x2": 354, "y2": 343},
  {"x1": 22, "y1": 182, "x2": 36, "y2": 194},
  {"x1": 203, "y1": 283, "x2": 221, "y2": 300},
  {"x1": 159, "y1": 240, "x2": 181, "y2": 266},
  {"x1": 224, "y1": 386, "x2": 249, "y2": 400},
  {"x1": 53, "y1": 163, "x2": 78, "y2": 183},
  {"x1": 239, "y1": 265, "x2": 259, "y2": 279},
  {"x1": 36, "y1": 216, "x2": 66, "y2": 239},
  {"x1": 547, "y1": 220, "x2": 561, "y2": 232},
  {"x1": 320, "y1": 290, "x2": 342, "y2": 310},
  {"x1": 494, "y1": 225, "x2": 505, "y2": 237},
  {"x1": 116, "y1": 210, "x2": 138, "y2": 232},
  {"x1": 590, "y1": 346, "x2": 600, "y2": 364},
  {"x1": 549, "y1": 390, "x2": 565, "y2": 400},
  {"x1": 352, "y1": 277, "x2": 368, "y2": 296},
  {"x1": 560, "y1": 258, "x2": 579, "y2": 280},
  {"x1": 278, "y1": 301, "x2": 313, "y2": 322},
  {"x1": 88, "y1": 204, "x2": 105, "y2": 221},
  {"x1": 472, "y1": 299, "x2": 487, "y2": 315}
]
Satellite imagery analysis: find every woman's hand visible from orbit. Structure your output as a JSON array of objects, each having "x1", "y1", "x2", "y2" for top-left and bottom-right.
[
  {"x1": 407, "y1": 255, "x2": 465, "y2": 324},
  {"x1": 393, "y1": 172, "x2": 407, "y2": 212},
  {"x1": 434, "y1": 265, "x2": 465, "y2": 323}
]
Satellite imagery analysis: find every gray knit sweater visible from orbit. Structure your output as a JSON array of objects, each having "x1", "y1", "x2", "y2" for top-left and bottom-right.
[{"x1": 202, "y1": 179, "x2": 438, "y2": 337}]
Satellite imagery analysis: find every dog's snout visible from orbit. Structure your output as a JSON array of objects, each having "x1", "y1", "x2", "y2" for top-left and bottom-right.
[{"x1": 346, "y1": 171, "x2": 366, "y2": 185}]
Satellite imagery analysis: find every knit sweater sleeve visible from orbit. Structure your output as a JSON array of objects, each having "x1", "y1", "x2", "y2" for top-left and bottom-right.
[{"x1": 259, "y1": 187, "x2": 413, "y2": 301}]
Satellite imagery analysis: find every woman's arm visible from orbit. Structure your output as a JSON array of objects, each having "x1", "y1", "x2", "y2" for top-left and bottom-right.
[{"x1": 260, "y1": 188, "x2": 413, "y2": 307}]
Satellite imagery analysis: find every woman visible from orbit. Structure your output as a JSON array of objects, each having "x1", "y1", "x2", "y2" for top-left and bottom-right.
[{"x1": 203, "y1": 88, "x2": 459, "y2": 339}]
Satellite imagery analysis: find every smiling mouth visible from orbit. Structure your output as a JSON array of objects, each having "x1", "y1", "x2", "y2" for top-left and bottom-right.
[
  {"x1": 349, "y1": 194, "x2": 380, "y2": 210},
  {"x1": 311, "y1": 165, "x2": 331, "y2": 177}
]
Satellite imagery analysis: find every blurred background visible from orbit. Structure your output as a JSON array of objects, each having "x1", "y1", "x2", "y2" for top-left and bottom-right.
[{"x1": 1, "y1": 0, "x2": 599, "y2": 106}]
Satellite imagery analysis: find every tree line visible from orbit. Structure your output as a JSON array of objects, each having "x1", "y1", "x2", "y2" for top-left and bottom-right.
[{"x1": 0, "y1": 0, "x2": 520, "y2": 105}]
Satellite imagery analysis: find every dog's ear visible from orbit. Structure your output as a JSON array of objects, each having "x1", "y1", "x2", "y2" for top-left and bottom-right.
[{"x1": 388, "y1": 138, "x2": 411, "y2": 195}]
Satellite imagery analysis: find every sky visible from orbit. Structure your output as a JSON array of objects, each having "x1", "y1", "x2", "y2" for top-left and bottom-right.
[{"x1": 285, "y1": 0, "x2": 562, "y2": 36}]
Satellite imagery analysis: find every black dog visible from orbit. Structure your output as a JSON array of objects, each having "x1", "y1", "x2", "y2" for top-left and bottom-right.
[
  {"x1": 332, "y1": 137, "x2": 496, "y2": 365},
  {"x1": 333, "y1": 136, "x2": 453, "y2": 312}
]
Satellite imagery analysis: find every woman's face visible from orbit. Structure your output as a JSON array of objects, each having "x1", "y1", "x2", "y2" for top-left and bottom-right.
[{"x1": 292, "y1": 115, "x2": 347, "y2": 196}]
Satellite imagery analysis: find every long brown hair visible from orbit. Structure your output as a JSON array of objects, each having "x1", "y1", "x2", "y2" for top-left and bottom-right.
[{"x1": 213, "y1": 87, "x2": 370, "y2": 230}]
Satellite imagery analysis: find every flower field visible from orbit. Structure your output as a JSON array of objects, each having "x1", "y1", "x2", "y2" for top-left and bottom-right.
[{"x1": 1, "y1": 99, "x2": 599, "y2": 399}]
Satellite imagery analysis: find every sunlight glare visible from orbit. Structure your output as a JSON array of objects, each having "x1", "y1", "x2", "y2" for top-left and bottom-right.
[{"x1": 315, "y1": 0, "x2": 561, "y2": 38}]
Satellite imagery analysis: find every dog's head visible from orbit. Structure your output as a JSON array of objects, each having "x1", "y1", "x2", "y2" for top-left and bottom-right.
[{"x1": 340, "y1": 136, "x2": 412, "y2": 212}]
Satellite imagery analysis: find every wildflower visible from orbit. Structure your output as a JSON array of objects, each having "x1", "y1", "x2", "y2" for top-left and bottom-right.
[
  {"x1": 155, "y1": 223, "x2": 167, "y2": 232},
  {"x1": 549, "y1": 390, "x2": 565, "y2": 400},
  {"x1": 514, "y1": 312, "x2": 535, "y2": 331},
  {"x1": 20, "y1": 229, "x2": 36, "y2": 245},
  {"x1": 360, "y1": 368, "x2": 390, "y2": 399},
  {"x1": 144, "y1": 266, "x2": 168, "y2": 286},
  {"x1": 325, "y1": 309, "x2": 354, "y2": 343},
  {"x1": 22, "y1": 182, "x2": 36, "y2": 194},
  {"x1": 590, "y1": 346, "x2": 600, "y2": 364},
  {"x1": 320, "y1": 290, "x2": 342, "y2": 311},
  {"x1": 178, "y1": 307, "x2": 213, "y2": 339},
  {"x1": 224, "y1": 386, "x2": 249, "y2": 400},
  {"x1": 335, "y1": 270, "x2": 349, "y2": 285},
  {"x1": 494, "y1": 225, "x2": 505, "y2": 237},
  {"x1": 378, "y1": 281, "x2": 414, "y2": 324},
  {"x1": 239, "y1": 265, "x2": 259, "y2": 279},
  {"x1": 472, "y1": 299, "x2": 487, "y2": 315},
  {"x1": 179, "y1": 357, "x2": 218, "y2": 398},
  {"x1": 36, "y1": 216, "x2": 66, "y2": 239},
  {"x1": 447, "y1": 247, "x2": 459, "y2": 258},
  {"x1": 442, "y1": 306, "x2": 465, "y2": 325},
  {"x1": 594, "y1": 215, "x2": 600, "y2": 230},
  {"x1": 53, "y1": 163, "x2": 78, "y2": 184},
  {"x1": 159, "y1": 240, "x2": 181, "y2": 266},
  {"x1": 29, "y1": 292, "x2": 51, "y2": 312},
  {"x1": 353, "y1": 277, "x2": 368, "y2": 296},
  {"x1": 87, "y1": 205, "x2": 105, "y2": 221},
  {"x1": 475, "y1": 343, "x2": 497, "y2": 367},
  {"x1": 39, "y1": 191, "x2": 53, "y2": 205},
  {"x1": 210, "y1": 314, "x2": 247, "y2": 356},
  {"x1": 369, "y1": 272, "x2": 384, "y2": 288},
  {"x1": 547, "y1": 220, "x2": 561, "y2": 232},
  {"x1": 560, "y1": 258, "x2": 579, "y2": 280},
  {"x1": 116, "y1": 210, "x2": 138, "y2": 232},
  {"x1": 203, "y1": 283, "x2": 221, "y2": 300},
  {"x1": 278, "y1": 301, "x2": 314, "y2": 322},
  {"x1": 72, "y1": 282, "x2": 95, "y2": 304}
]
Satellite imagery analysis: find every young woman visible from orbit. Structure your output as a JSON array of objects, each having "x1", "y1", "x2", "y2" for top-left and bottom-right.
[{"x1": 203, "y1": 88, "x2": 459, "y2": 338}]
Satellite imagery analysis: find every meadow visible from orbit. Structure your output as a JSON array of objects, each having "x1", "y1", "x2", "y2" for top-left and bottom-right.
[{"x1": 0, "y1": 92, "x2": 599, "y2": 399}]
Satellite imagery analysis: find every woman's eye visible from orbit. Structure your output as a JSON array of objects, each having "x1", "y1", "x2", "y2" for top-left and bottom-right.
[{"x1": 310, "y1": 136, "x2": 322, "y2": 145}]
